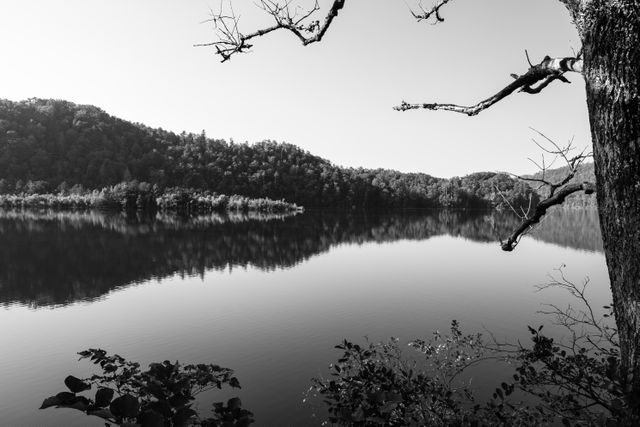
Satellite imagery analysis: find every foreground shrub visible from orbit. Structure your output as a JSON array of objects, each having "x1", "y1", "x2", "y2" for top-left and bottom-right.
[
  {"x1": 40, "y1": 348, "x2": 254, "y2": 426},
  {"x1": 310, "y1": 322, "x2": 546, "y2": 426},
  {"x1": 310, "y1": 269, "x2": 634, "y2": 426}
]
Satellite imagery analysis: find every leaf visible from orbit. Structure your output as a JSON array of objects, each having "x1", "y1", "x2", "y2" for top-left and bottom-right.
[
  {"x1": 41, "y1": 392, "x2": 90, "y2": 412},
  {"x1": 110, "y1": 394, "x2": 140, "y2": 418},
  {"x1": 40, "y1": 396, "x2": 62, "y2": 409},
  {"x1": 169, "y1": 378, "x2": 191, "y2": 395},
  {"x1": 145, "y1": 381, "x2": 166, "y2": 400},
  {"x1": 94, "y1": 387, "x2": 114, "y2": 408},
  {"x1": 168, "y1": 393, "x2": 191, "y2": 408},
  {"x1": 143, "y1": 401, "x2": 172, "y2": 418},
  {"x1": 55, "y1": 391, "x2": 78, "y2": 405},
  {"x1": 87, "y1": 408, "x2": 114, "y2": 420},
  {"x1": 140, "y1": 410, "x2": 165, "y2": 427},
  {"x1": 172, "y1": 407, "x2": 197, "y2": 427},
  {"x1": 64, "y1": 398, "x2": 90, "y2": 411},
  {"x1": 64, "y1": 375, "x2": 91, "y2": 393},
  {"x1": 236, "y1": 416, "x2": 254, "y2": 427},
  {"x1": 227, "y1": 397, "x2": 242, "y2": 410}
]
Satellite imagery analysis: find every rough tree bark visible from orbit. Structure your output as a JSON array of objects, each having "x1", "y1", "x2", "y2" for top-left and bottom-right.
[{"x1": 581, "y1": 1, "x2": 640, "y2": 411}]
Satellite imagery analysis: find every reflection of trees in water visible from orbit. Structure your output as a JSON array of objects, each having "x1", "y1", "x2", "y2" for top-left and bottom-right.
[
  {"x1": 0, "y1": 208, "x2": 601, "y2": 307},
  {"x1": 529, "y1": 208, "x2": 602, "y2": 253}
]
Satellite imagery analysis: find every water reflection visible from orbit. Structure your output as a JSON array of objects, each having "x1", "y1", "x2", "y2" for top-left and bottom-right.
[{"x1": 0, "y1": 208, "x2": 601, "y2": 308}]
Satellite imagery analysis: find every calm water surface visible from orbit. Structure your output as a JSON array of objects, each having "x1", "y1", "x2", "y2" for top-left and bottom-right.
[{"x1": 0, "y1": 209, "x2": 609, "y2": 426}]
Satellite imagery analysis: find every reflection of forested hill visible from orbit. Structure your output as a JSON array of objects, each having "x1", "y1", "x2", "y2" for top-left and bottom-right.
[
  {"x1": 0, "y1": 209, "x2": 601, "y2": 307},
  {"x1": 530, "y1": 208, "x2": 602, "y2": 252}
]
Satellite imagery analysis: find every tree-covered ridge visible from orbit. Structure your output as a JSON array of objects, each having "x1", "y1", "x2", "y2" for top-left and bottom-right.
[{"x1": 0, "y1": 98, "x2": 535, "y2": 209}]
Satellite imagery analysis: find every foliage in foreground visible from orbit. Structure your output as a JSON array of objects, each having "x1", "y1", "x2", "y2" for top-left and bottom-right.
[
  {"x1": 310, "y1": 271, "x2": 634, "y2": 426},
  {"x1": 40, "y1": 349, "x2": 254, "y2": 426},
  {"x1": 41, "y1": 271, "x2": 633, "y2": 426},
  {"x1": 310, "y1": 322, "x2": 544, "y2": 426}
]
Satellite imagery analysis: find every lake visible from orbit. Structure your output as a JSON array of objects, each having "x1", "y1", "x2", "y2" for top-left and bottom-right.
[{"x1": 0, "y1": 208, "x2": 610, "y2": 426}]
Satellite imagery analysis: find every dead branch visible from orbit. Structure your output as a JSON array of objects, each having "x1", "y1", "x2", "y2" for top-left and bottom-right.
[
  {"x1": 195, "y1": 0, "x2": 346, "y2": 62},
  {"x1": 536, "y1": 266, "x2": 618, "y2": 354},
  {"x1": 410, "y1": 0, "x2": 454, "y2": 23},
  {"x1": 499, "y1": 130, "x2": 593, "y2": 251},
  {"x1": 394, "y1": 56, "x2": 583, "y2": 115},
  {"x1": 500, "y1": 181, "x2": 595, "y2": 251}
]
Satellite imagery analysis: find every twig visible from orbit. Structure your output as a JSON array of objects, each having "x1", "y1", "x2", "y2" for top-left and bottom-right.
[
  {"x1": 196, "y1": 0, "x2": 345, "y2": 62},
  {"x1": 410, "y1": 0, "x2": 453, "y2": 23}
]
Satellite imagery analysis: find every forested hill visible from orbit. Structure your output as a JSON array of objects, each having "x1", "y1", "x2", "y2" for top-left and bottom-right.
[{"x1": 0, "y1": 98, "x2": 535, "y2": 209}]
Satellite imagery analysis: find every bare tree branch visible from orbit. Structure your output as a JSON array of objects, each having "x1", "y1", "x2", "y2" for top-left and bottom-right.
[
  {"x1": 409, "y1": 0, "x2": 453, "y2": 23},
  {"x1": 394, "y1": 56, "x2": 583, "y2": 115},
  {"x1": 536, "y1": 266, "x2": 618, "y2": 354},
  {"x1": 500, "y1": 181, "x2": 595, "y2": 251},
  {"x1": 195, "y1": 0, "x2": 346, "y2": 62},
  {"x1": 198, "y1": 0, "x2": 457, "y2": 62},
  {"x1": 500, "y1": 131, "x2": 594, "y2": 251}
]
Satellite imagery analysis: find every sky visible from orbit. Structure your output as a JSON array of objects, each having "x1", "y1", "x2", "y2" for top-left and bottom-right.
[{"x1": 0, "y1": 0, "x2": 591, "y2": 178}]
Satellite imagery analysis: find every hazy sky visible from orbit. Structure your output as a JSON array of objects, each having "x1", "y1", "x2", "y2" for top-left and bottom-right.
[{"x1": 0, "y1": 0, "x2": 591, "y2": 178}]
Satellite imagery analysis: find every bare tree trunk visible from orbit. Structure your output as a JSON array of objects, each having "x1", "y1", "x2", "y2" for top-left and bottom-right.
[{"x1": 583, "y1": 1, "x2": 640, "y2": 413}]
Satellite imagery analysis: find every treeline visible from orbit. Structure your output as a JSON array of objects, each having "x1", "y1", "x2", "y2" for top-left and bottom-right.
[
  {"x1": 0, "y1": 181, "x2": 300, "y2": 213},
  {"x1": 0, "y1": 98, "x2": 537, "y2": 209}
]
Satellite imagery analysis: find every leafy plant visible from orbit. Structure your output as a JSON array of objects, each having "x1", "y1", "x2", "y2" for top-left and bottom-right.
[
  {"x1": 310, "y1": 269, "x2": 635, "y2": 426},
  {"x1": 40, "y1": 348, "x2": 254, "y2": 426},
  {"x1": 310, "y1": 322, "x2": 544, "y2": 426}
]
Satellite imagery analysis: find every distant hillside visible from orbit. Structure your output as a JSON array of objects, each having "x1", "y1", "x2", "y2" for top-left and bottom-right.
[
  {"x1": 0, "y1": 98, "x2": 536, "y2": 209},
  {"x1": 528, "y1": 162, "x2": 596, "y2": 208}
]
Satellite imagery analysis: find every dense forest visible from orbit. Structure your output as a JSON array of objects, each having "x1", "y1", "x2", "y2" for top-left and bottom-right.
[{"x1": 0, "y1": 98, "x2": 544, "y2": 209}]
